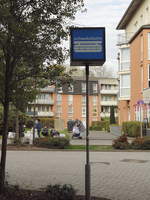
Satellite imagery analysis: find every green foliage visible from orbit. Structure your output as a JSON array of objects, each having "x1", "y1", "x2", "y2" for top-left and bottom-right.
[
  {"x1": 112, "y1": 135, "x2": 129, "y2": 149},
  {"x1": 90, "y1": 121, "x2": 110, "y2": 132},
  {"x1": 35, "y1": 137, "x2": 70, "y2": 149},
  {"x1": 110, "y1": 106, "x2": 116, "y2": 125},
  {"x1": 26, "y1": 120, "x2": 34, "y2": 129},
  {"x1": 38, "y1": 118, "x2": 54, "y2": 128},
  {"x1": 122, "y1": 121, "x2": 141, "y2": 137},
  {"x1": 46, "y1": 184, "x2": 76, "y2": 200}
]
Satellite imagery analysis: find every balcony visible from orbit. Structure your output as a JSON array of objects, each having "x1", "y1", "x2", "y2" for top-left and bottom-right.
[
  {"x1": 31, "y1": 99, "x2": 54, "y2": 105},
  {"x1": 100, "y1": 89, "x2": 118, "y2": 95},
  {"x1": 27, "y1": 111, "x2": 54, "y2": 117},
  {"x1": 100, "y1": 112, "x2": 118, "y2": 118},
  {"x1": 37, "y1": 111, "x2": 54, "y2": 117},
  {"x1": 101, "y1": 101, "x2": 118, "y2": 106}
]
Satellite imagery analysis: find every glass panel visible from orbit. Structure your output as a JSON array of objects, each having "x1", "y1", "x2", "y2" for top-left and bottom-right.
[
  {"x1": 121, "y1": 74, "x2": 130, "y2": 88},
  {"x1": 120, "y1": 88, "x2": 130, "y2": 97},
  {"x1": 120, "y1": 48, "x2": 130, "y2": 70}
]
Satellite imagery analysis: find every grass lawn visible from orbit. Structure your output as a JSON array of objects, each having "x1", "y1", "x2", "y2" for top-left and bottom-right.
[{"x1": 64, "y1": 145, "x2": 113, "y2": 151}]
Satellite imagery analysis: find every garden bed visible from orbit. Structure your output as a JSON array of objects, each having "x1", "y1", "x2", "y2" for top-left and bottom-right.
[{"x1": 0, "y1": 186, "x2": 110, "y2": 200}]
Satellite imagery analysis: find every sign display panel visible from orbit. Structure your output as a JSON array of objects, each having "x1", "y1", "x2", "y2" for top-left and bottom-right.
[{"x1": 70, "y1": 27, "x2": 105, "y2": 66}]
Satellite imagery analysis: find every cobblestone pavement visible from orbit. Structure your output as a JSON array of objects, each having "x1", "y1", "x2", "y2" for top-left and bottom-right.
[{"x1": 4, "y1": 151, "x2": 150, "y2": 200}]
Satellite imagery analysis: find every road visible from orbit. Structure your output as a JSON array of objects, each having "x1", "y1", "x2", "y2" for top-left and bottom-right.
[{"x1": 4, "y1": 151, "x2": 150, "y2": 200}]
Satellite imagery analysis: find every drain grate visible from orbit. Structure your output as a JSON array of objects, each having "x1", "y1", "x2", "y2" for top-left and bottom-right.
[{"x1": 121, "y1": 159, "x2": 148, "y2": 163}]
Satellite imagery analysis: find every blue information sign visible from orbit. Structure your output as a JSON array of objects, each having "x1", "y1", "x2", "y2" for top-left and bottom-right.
[{"x1": 70, "y1": 27, "x2": 105, "y2": 66}]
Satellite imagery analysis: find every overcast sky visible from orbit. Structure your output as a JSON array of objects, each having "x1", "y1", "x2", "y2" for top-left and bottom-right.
[{"x1": 69, "y1": 0, "x2": 132, "y2": 75}]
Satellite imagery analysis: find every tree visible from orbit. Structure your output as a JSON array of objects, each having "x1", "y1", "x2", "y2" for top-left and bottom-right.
[
  {"x1": 0, "y1": 0, "x2": 84, "y2": 192},
  {"x1": 110, "y1": 106, "x2": 116, "y2": 125}
]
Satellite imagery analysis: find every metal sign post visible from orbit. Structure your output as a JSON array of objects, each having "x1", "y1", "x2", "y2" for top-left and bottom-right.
[
  {"x1": 70, "y1": 27, "x2": 106, "y2": 200},
  {"x1": 85, "y1": 64, "x2": 90, "y2": 200}
]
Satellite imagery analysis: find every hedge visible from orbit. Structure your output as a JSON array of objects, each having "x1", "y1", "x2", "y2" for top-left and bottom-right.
[
  {"x1": 90, "y1": 121, "x2": 110, "y2": 132},
  {"x1": 122, "y1": 121, "x2": 141, "y2": 137},
  {"x1": 35, "y1": 137, "x2": 70, "y2": 149}
]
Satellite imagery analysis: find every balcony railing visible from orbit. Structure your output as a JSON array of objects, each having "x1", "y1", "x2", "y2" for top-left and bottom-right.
[
  {"x1": 101, "y1": 101, "x2": 118, "y2": 106},
  {"x1": 100, "y1": 89, "x2": 118, "y2": 94},
  {"x1": 100, "y1": 112, "x2": 118, "y2": 117},
  {"x1": 30, "y1": 99, "x2": 54, "y2": 105},
  {"x1": 27, "y1": 111, "x2": 54, "y2": 117}
]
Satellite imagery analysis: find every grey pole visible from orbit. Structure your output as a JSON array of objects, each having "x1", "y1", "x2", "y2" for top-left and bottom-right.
[{"x1": 85, "y1": 64, "x2": 91, "y2": 200}]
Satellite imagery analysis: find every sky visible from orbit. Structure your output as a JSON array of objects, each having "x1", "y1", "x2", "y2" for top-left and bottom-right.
[{"x1": 69, "y1": 0, "x2": 132, "y2": 75}]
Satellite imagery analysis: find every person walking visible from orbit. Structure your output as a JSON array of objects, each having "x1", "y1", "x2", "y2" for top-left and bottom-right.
[{"x1": 36, "y1": 119, "x2": 42, "y2": 138}]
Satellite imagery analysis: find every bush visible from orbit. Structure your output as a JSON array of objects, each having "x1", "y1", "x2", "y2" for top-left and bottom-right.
[
  {"x1": 131, "y1": 137, "x2": 150, "y2": 150},
  {"x1": 46, "y1": 184, "x2": 76, "y2": 200},
  {"x1": 131, "y1": 137, "x2": 144, "y2": 149},
  {"x1": 122, "y1": 121, "x2": 141, "y2": 137},
  {"x1": 112, "y1": 135, "x2": 129, "y2": 149},
  {"x1": 35, "y1": 137, "x2": 70, "y2": 149},
  {"x1": 90, "y1": 121, "x2": 110, "y2": 132}
]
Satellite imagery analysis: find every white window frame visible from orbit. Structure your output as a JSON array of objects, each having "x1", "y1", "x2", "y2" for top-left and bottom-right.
[
  {"x1": 120, "y1": 74, "x2": 130, "y2": 98},
  {"x1": 93, "y1": 96, "x2": 97, "y2": 105},
  {"x1": 93, "y1": 83, "x2": 98, "y2": 93},
  {"x1": 56, "y1": 94, "x2": 62, "y2": 105},
  {"x1": 82, "y1": 106, "x2": 86, "y2": 117},
  {"x1": 68, "y1": 95, "x2": 73, "y2": 105},
  {"x1": 82, "y1": 83, "x2": 86, "y2": 93},
  {"x1": 82, "y1": 95, "x2": 86, "y2": 105},
  {"x1": 56, "y1": 105, "x2": 62, "y2": 117},
  {"x1": 120, "y1": 47, "x2": 130, "y2": 71},
  {"x1": 68, "y1": 105, "x2": 73, "y2": 114}
]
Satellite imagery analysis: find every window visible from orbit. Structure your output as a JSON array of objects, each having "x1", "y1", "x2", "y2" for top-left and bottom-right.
[
  {"x1": 93, "y1": 96, "x2": 97, "y2": 105},
  {"x1": 82, "y1": 83, "x2": 86, "y2": 93},
  {"x1": 120, "y1": 47, "x2": 130, "y2": 71},
  {"x1": 68, "y1": 95, "x2": 73, "y2": 105},
  {"x1": 68, "y1": 105, "x2": 73, "y2": 114},
  {"x1": 93, "y1": 83, "x2": 98, "y2": 93},
  {"x1": 56, "y1": 94, "x2": 62, "y2": 105},
  {"x1": 120, "y1": 74, "x2": 130, "y2": 97},
  {"x1": 93, "y1": 106, "x2": 97, "y2": 116},
  {"x1": 56, "y1": 105, "x2": 62, "y2": 117},
  {"x1": 82, "y1": 95, "x2": 86, "y2": 105},
  {"x1": 82, "y1": 106, "x2": 86, "y2": 117},
  {"x1": 148, "y1": 33, "x2": 150, "y2": 59}
]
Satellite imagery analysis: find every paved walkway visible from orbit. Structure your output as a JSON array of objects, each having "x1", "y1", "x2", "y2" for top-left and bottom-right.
[
  {"x1": 5, "y1": 151, "x2": 150, "y2": 200},
  {"x1": 71, "y1": 131, "x2": 133, "y2": 145}
]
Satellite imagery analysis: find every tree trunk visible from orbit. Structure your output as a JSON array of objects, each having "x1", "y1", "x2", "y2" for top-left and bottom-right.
[
  {"x1": 0, "y1": 61, "x2": 11, "y2": 193},
  {"x1": 0, "y1": 97, "x2": 9, "y2": 193}
]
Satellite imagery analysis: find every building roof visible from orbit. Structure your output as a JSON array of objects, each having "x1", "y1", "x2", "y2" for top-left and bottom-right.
[
  {"x1": 129, "y1": 24, "x2": 150, "y2": 43},
  {"x1": 116, "y1": 0, "x2": 143, "y2": 30}
]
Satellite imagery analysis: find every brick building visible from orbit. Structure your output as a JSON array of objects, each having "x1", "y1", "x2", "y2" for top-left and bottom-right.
[
  {"x1": 27, "y1": 76, "x2": 118, "y2": 128},
  {"x1": 117, "y1": 0, "x2": 150, "y2": 124}
]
